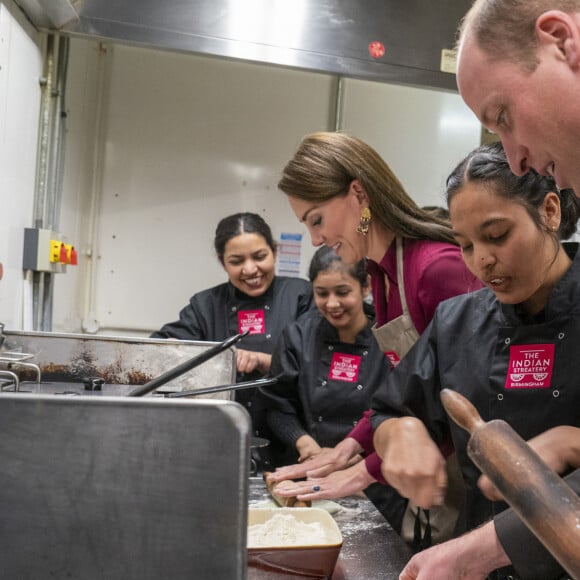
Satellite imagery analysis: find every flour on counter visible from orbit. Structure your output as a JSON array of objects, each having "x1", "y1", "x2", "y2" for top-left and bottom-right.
[{"x1": 248, "y1": 513, "x2": 331, "y2": 547}]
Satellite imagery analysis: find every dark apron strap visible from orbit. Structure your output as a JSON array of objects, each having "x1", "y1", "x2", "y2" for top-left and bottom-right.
[{"x1": 411, "y1": 508, "x2": 432, "y2": 553}]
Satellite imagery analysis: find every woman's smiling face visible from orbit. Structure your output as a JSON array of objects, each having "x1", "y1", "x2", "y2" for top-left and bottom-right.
[
  {"x1": 288, "y1": 188, "x2": 367, "y2": 265},
  {"x1": 221, "y1": 232, "x2": 276, "y2": 297},
  {"x1": 313, "y1": 266, "x2": 368, "y2": 336}
]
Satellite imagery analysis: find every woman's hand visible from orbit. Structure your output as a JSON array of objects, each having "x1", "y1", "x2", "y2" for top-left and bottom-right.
[
  {"x1": 523, "y1": 425, "x2": 580, "y2": 471},
  {"x1": 235, "y1": 349, "x2": 271, "y2": 374},
  {"x1": 295, "y1": 435, "x2": 322, "y2": 462},
  {"x1": 273, "y1": 460, "x2": 377, "y2": 501},
  {"x1": 374, "y1": 417, "x2": 447, "y2": 508},
  {"x1": 266, "y1": 437, "x2": 363, "y2": 483},
  {"x1": 478, "y1": 425, "x2": 580, "y2": 501}
]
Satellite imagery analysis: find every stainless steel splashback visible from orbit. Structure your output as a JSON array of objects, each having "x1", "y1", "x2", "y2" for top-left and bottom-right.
[
  {"x1": 17, "y1": 0, "x2": 470, "y2": 91},
  {"x1": 0, "y1": 330, "x2": 236, "y2": 397}
]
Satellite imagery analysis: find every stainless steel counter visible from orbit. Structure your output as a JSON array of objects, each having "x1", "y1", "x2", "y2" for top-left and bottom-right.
[{"x1": 248, "y1": 478, "x2": 412, "y2": 579}]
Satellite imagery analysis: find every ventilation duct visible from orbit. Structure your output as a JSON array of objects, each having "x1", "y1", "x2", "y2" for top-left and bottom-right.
[{"x1": 17, "y1": 0, "x2": 470, "y2": 90}]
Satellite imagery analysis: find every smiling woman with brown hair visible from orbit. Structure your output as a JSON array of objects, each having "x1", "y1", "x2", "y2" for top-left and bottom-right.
[{"x1": 270, "y1": 132, "x2": 481, "y2": 546}]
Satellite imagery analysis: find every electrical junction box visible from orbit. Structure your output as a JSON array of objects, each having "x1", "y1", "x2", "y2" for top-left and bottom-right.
[{"x1": 22, "y1": 228, "x2": 77, "y2": 273}]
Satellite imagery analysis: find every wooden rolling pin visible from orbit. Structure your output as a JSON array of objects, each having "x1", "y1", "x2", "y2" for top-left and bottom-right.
[
  {"x1": 440, "y1": 388, "x2": 580, "y2": 579},
  {"x1": 263, "y1": 472, "x2": 311, "y2": 508}
]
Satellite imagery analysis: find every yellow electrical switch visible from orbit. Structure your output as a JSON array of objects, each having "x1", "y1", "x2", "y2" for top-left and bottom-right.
[{"x1": 49, "y1": 240, "x2": 62, "y2": 263}]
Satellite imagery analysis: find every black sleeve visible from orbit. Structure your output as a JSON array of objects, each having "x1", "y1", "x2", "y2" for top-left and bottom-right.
[
  {"x1": 150, "y1": 297, "x2": 206, "y2": 340},
  {"x1": 266, "y1": 408, "x2": 308, "y2": 447},
  {"x1": 494, "y1": 469, "x2": 580, "y2": 580},
  {"x1": 261, "y1": 323, "x2": 308, "y2": 445}
]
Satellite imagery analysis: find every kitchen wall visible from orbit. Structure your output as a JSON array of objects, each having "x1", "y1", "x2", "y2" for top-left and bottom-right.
[
  {"x1": 0, "y1": 13, "x2": 481, "y2": 336},
  {"x1": 0, "y1": 1, "x2": 43, "y2": 330},
  {"x1": 53, "y1": 39, "x2": 480, "y2": 337}
]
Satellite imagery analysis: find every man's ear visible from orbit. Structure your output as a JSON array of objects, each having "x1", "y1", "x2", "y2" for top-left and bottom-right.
[
  {"x1": 541, "y1": 191, "x2": 562, "y2": 231},
  {"x1": 537, "y1": 11, "x2": 580, "y2": 69}
]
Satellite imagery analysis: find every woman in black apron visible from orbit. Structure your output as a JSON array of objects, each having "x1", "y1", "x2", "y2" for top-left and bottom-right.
[
  {"x1": 262, "y1": 246, "x2": 391, "y2": 469},
  {"x1": 374, "y1": 142, "x2": 580, "y2": 579},
  {"x1": 151, "y1": 212, "x2": 313, "y2": 468},
  {"x1": 270, "y1": 132, "x2": 482, "y2": 545}
]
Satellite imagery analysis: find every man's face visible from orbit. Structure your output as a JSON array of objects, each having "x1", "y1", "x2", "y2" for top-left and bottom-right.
[{"x1": 457, "y1": 33, "x2": 580, "y2": 194}]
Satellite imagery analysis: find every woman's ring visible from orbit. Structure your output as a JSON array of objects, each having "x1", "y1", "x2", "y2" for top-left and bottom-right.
[{"x1": 312, "y1": 485, "x2": 321, "y2": 492}]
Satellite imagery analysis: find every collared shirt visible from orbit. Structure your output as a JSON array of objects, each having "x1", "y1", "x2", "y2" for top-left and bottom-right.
[{"x1": 367, "y1": 238, "x2": 482, "y2": 332}]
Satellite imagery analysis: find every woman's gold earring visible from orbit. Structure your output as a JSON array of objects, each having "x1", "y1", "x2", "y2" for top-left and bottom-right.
[{"x1": 356, "y1": 207, "x2": 372, "y2": 235}]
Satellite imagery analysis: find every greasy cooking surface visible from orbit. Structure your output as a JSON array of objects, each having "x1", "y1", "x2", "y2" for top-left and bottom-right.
[
  {"x1": 249, "y1": 477, "x2": 411, "y2": 579},
  {"x1": 9, "y1": 381, "x2": 137, "y2": 396},
  {"x1": 0, "y1": 330, "x2": 237, "y2": 399}
]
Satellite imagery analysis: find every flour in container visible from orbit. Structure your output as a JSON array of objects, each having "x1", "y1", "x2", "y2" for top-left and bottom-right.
[{"x1": 248, "y1": 513, "x2": 331, "y2": 547}]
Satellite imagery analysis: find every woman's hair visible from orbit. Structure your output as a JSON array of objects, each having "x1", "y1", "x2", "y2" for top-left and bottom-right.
[
  {"x1": 458, "y1": 0, "x2": 580, "y2": 72},
  {"x1": 214, "y1": 212, "x2": 277, "y2": 262},
  {"x1": 308, "y1": 245, "x2": 368, "y2": 288},
  {"x1": 422, "y1": 206, "x2": 450, "y2": 221},
  {"x1": 446, "y1": 141, "x2": 580, "y2": 240},
  {"x1": 278, "y1": 132, "x2": 457, "y2": 245}
]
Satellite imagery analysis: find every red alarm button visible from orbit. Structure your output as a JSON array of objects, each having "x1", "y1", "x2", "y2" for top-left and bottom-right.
[{"x1": 368, "y1": 41, "x2": 385, "y2": 59}]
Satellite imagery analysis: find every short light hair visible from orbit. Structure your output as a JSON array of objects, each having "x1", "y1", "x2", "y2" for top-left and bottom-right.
[{"x1": 459, "y1": 0, "x2": 580, "y2": 71}]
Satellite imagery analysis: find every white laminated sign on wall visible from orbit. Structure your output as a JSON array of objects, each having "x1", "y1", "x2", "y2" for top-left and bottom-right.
[{"x1": 277, "y1": 233, "x2": 303, "y2": 277}]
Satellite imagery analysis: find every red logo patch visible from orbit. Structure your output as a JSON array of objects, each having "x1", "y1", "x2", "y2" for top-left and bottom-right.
[
  {"x1": 329, "y1": 353, "x2": 361, "y2": 383},
  {"x1": 384, "y1": 351, "x2": 401, "y2": 367},
  {"x1": 238, "y1": 310, "x2": 265, "y2": 335},
  {"x1": 505, "y1": 344, "x2": 555, "y2": 389}
]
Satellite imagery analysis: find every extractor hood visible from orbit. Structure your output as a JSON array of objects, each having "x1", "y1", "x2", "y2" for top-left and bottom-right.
[{"x1": 16, "y1": 0, "x2": 470, "y2": 91}]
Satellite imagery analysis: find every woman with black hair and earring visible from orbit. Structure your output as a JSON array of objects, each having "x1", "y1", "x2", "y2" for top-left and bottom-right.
[
  {"x1": 262, "y1": 246, "x2": 391, "y2": 466},
  {"x1": 269, "y1": 132, "x2": 482, "y2": 545},
  {"x1": 374, "y1": 141, "x2": 580, "y2": 580},
  {"x1": 151, "y1": 212, "x2": 313, "y2": 468}
]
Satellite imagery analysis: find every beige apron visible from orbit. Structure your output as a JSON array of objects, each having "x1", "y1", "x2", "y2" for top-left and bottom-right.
[
  {"x1": 371, "y1": 237, "x2": 420, "y2": 361},
  {"x1": 371, "y1": 236, "x2": 462, "y2": 547}
]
